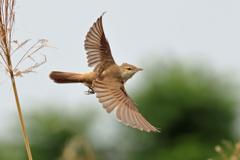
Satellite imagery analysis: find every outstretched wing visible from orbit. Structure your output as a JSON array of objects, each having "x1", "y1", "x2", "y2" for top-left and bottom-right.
[
  {"x1": 84, "y1": 12, "x2": 115, "y2": 74},
  {"x1": 93, "y1": 79, "x2": 160, "y2": 132}
]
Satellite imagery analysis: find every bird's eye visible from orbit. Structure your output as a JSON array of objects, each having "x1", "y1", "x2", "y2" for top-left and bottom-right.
[{"x1": 127, "y1": 68, "x2": 131, "y2": 70}]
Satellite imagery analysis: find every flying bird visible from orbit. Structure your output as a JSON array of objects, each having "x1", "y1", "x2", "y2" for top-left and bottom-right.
[{"x1": 49, "y1": 12, "x2": 160, "y2": 132}]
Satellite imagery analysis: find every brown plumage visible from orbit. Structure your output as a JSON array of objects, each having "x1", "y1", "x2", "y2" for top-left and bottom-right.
[{"x1": 49, "y1": 12, "x2": 160, "y2": 133}]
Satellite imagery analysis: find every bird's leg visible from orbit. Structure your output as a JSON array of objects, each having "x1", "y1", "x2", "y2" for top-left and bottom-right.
[{"x1": 85, "y1": 87, "x2": 95, "y2": 95}]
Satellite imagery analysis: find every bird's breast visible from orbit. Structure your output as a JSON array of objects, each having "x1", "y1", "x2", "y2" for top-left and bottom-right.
[{"x1": 100, "y1": 65, "x2": 123, "y2": 84}]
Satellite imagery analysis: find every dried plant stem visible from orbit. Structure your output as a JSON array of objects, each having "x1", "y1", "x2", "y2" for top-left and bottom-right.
[
  {"x1": 4, "y1": 35, "x2": 33, "y2": 160},
  {"x1": 0, "y1": 1, "x2": 58, "y2": 159},
  {"x1": 10, "y1": 76, "x2": 33, "y2": 160}
]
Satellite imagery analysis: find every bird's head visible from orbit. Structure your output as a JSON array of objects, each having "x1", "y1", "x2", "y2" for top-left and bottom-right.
[{"x1": 120, "y1": 63, "x2": 143, "y2": 82}]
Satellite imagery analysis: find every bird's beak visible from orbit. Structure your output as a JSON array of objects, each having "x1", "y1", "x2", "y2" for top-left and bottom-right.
[{"x1": 137, "y1": 68, "x2": 143, "y2": 71}]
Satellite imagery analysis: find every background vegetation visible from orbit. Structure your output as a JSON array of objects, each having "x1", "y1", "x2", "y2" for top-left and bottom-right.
[{"x1": 0, "y1": 61, "x2": 239, "y2": 160}]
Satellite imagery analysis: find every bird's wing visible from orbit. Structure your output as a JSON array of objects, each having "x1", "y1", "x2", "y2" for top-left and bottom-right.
[
  {"x1": 84, "y1": 12, "x2": 115, "y2": 74},
  {"x1": 93, "y1": 79, "x2": 160, "y2": 132}
]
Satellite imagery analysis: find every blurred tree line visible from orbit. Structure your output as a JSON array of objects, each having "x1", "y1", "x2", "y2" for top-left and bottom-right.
[{"x1": 0, "y1": 61, "x2": 238, "y2": 160}]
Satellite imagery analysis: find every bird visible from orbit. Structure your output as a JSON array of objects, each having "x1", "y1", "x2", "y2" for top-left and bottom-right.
[{"x1": 49, "y1": 12, "x2": 160, "y2": 133}]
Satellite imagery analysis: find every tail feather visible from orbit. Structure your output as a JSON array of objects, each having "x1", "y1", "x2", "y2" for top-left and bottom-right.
[{"x1": 49, "y1": 71, "x2": 83, "y2": 83}]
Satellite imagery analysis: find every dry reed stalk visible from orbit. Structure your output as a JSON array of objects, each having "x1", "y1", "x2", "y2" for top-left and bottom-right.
[
  {"x1": 213, "y1": 140, "x2": 240, "y2": 160},
  {"x1": 0, "y1": 0, "x2": 57, "y2": 159},
  {"x1": 59, "y1": 135, "x2": 98, "y2": 160}
]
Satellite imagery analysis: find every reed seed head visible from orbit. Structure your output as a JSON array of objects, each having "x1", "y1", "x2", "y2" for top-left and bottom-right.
[{"x1": 0, "y1": 0, "x2": 59, "y2": 83}]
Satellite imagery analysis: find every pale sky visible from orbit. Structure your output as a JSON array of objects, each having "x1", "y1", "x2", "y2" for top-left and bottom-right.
[{"x1": 1, "y1": 0, "x2": 240, "y2": 138}]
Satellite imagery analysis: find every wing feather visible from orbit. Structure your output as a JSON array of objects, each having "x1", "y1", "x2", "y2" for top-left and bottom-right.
[
  {"x1": 88, "y1": 58, "x2": 100, "y2": 64},
  {"x1": 86, "y1": 34, "x2": 100, "y2": 43},
  {"x1": 96, "y1": 92, "x2": 112, "y2": 98},
  {"x1": 121, "y1": 104, "x2": 128, "y2": 125},
  {"x1": 87, "y1": 54, "x2": 100, "y2": 60},
  {"x1": 99, "y1": 96, "x2": 114, "y2": 103},
  {"x1": 86, "y1": 51, "x2": 100, "y2": 56},
  {"x1": 88, "y1": 62, "x2": 97, "y2": 67},
  {"x1": 115, "y1": 103, "x2": 124, "y2": 121},
  {"x1": 140, "y1": 115, "x2": 159, "y2": 132},
  {"x1": 106, "y1": 101, "x2": 120, "y2": 113},
  {"x1": 94, "y1": 88, "x2": 109, "y2": 92},
  {"x1": 131, "y1": 111, "x2": 143, "y2": 131},
  {"x1": 135, "y1": 113, "x2": 151, "y2": 132},
  {"x1": 126, "y1": 107, "x2": 135, "y2": 128},
  {"x1": 84, "y1": 12, "x2": 115, "y2": 74},
  {"x1": 102, "y1": 99, "x2": 116, "y2": 109},
  {"x1": 93, "y1": 79, "x2": 160, "y2": 132}
]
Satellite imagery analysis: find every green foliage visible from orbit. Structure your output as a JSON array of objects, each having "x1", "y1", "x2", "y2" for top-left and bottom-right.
[
  {"x1": 129, "y1": 62, "x2": 237, "y2": 160},
  {"x1": 0, "y1": 61, "x2": 238, "y2": 160},
  {"x1": 0, "y1": 108, "x2": 96, "y2": 160}
]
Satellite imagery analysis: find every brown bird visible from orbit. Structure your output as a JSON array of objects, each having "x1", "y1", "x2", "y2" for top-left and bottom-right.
[{"x1": 49, "y1": 12, "x2": 160, "y2": 132}]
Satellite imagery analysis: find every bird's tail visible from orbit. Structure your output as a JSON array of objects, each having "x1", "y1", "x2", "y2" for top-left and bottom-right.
[{"x1": 49, "y1": 71, "x2": 84, "y2": 83}]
